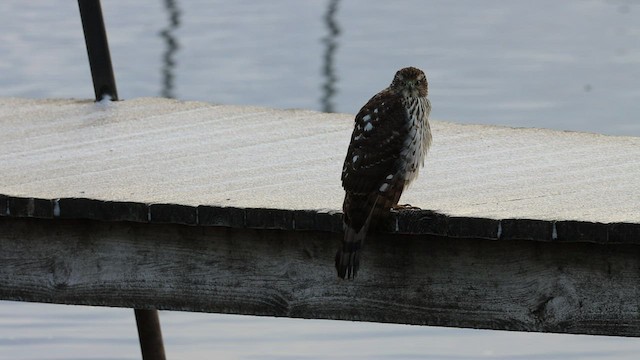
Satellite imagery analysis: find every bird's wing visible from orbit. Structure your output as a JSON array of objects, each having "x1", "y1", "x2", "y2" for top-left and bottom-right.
[{"x1": 341, "y1": 89, "x2": 409, "y2": 195}]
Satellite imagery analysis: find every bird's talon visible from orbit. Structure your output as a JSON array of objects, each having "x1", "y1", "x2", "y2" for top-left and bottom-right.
[{"x1": 393, "y1": 203, "x2": 421, "y2": 211}]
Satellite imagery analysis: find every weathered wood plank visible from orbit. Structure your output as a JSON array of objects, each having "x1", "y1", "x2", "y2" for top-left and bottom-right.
[
  {"x1": 1, "y1": 217, "x2": 639, "y2": 337},
  {"x1": 2, "y1": 195, "x2": 639, "y2": 244}
]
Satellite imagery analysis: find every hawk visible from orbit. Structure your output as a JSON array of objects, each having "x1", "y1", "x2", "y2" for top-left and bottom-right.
[{"x1": 336, "y1": 67, "x2": 432, "y2": 279}]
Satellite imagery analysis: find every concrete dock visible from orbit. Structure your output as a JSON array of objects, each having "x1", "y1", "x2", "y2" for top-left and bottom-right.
[
  {"x1": 2, "y1": 97, "x2": 638, "y2": 223},
  {"x1": 1, "y1": 97, "x2": 639, "y2": 336}
]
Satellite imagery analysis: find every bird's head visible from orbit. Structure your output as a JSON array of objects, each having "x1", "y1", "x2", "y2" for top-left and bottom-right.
[{"x1": 390, "y1": 67, "x2": 428, "y2": 98}]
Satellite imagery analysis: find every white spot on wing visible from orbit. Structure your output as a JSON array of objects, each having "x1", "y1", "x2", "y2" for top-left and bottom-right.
[
  {"x1": 373, "y1": 108, "x2": 379, "y2": 114},
  {"x1": 386, "y1": 174, "x2": 394, "y2": 180},
  {"x1": 353, "y1": 155, "x2": 359, "y2": 163},
  {"x1": 362, "y1": 114, "x2": 371, "y2": 122},
  {"x1": 364, "y1": 123, "x2": 373, "y2": 132},
  {"x1": 379, "y1": 183, "x2": 389, "y2": 192}
]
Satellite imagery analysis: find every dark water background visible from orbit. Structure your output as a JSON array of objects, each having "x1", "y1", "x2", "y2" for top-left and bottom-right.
[{"x1": 1, "y1": 1, "x2": 639, "y2": 359}]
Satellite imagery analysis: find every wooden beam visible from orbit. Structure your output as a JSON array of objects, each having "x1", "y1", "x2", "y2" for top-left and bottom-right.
[{"x1": 1, "y1": 217, "x2": 639, "y2": 337}]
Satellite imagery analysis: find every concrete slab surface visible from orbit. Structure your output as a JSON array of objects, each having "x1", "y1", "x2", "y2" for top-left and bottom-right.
[{"x1": 1, "y1": 97, "x2": 639, "y2": 226}]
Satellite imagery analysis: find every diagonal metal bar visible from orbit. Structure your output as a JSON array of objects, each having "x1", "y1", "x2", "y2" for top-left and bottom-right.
[
  {"x1": 77, "y1": 2, "x2": 165, "y2": 359},
  {"x1": 77, "y1": 0, "x2": 119, "y2": 101},
  {"x1": 135, "y1": 309, "x2": 167, "y2": 360}
]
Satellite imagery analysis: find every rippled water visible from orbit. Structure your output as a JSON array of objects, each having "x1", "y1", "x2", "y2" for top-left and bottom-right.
[
  {"x1": 1, "y1": 0, "x2": 639, "y2": 135},
  {"x1": 1, "y1": 0, "x2": 639, "y2": 359}
]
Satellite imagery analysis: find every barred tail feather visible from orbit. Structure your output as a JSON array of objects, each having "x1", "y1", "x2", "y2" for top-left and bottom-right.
[
  {"x1": 335, "y1": 225, "x2": 367, "y2": 279},
  {"x1": 336, "y1": 196, "x2": 378, "y2": 279}
]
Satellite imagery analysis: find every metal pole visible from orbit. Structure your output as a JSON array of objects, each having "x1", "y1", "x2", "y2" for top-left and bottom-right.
[
  {"x1": 135, "y1": 309, "x2": 167, "y2": 360},
  {"x1": 78, "y1": 2, "x2": 165, "y2": 358},
  {"x1": 77, "y1": 0, "x2": 119, "y2": 101}
]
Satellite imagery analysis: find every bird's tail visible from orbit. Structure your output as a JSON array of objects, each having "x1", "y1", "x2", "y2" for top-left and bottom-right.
[
  {"x1": 335, "y1": 197, "x2": 378, "y2": 279},
  {"x1": 335, "y1": 225, "x2": 367, "y2": 279}
]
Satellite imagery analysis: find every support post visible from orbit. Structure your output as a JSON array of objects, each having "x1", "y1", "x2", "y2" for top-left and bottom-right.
[
  {"x1": 135, "y1": 309, "x2": 167, "y2": 360},
  {"x1": 78, "y1": 2, "x2": 165, "y2": 358},
  {"x1": 77, "y1": 0, "x2": 119, "y2": 101}
]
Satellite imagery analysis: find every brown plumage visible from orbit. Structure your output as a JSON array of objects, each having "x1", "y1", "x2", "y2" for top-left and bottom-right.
[{"x1": 336, "y1": 67, "x2": 432, "y2": 279}]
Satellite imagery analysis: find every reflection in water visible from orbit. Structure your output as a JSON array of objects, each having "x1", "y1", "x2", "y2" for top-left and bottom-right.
[
  {"x1": 321, "y1": 0, "x2": 340, "y2": 113},
  {"x1": 160, "y1": 0, "x2": 181, "y2": 99}
]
